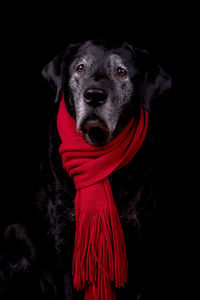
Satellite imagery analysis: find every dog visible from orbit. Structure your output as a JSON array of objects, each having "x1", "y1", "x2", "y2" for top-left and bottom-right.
[{"x1": 0, "y1": 39, "x2": 172, "y2": 300}]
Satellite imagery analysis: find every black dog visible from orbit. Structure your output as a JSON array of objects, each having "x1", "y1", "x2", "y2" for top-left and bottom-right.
[{"x1": 0, "y1": 39, "x2": 171, "y2": 300}]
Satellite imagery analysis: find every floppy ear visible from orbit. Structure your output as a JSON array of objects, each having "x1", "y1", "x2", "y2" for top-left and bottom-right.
[
  {"x1": 135, "y1": 49, "x2": 172, "y2": 111},
  {"x1": 41, "y1": 43, "x2": 80, "y2": 103},
  {"x1": 41, "y1": 50, "x2": 65, "y2": 103}
]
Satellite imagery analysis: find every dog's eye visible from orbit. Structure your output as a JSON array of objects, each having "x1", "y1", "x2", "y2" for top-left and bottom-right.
[
  {"x1": 77, "y1": 64, "x2": 85, "y2": 73},
  {"x1": 117, "y1": 67, "x2": 127, "y2": 77}
]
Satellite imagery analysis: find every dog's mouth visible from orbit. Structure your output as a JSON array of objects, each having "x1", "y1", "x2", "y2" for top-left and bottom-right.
[{"x1": 80, "y1": 114, "x2": 110, "y2": 147}]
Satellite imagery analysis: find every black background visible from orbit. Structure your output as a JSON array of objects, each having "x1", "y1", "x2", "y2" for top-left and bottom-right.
[{"x1": 0, "y1": 3, "x2": 194, "y2": 299}]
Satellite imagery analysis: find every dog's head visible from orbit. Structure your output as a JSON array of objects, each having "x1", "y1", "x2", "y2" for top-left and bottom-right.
[{"x1": 42, "y1": 40, "x2": 171, "y2": 146}]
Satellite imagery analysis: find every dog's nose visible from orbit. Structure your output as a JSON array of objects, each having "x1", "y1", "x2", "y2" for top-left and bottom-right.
[{"x1": 84, "y1": 89, "x2": 107, "y2": 107}]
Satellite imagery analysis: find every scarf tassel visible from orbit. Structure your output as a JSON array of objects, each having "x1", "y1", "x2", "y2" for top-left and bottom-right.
[{"x1": 72, "y1": 204, "x2": 128, "y2": 300}]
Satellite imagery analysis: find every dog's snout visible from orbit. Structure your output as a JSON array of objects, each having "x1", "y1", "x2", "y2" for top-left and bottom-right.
[{"x1": 84, "y1": 89, "x2": 107, "y2": 107}]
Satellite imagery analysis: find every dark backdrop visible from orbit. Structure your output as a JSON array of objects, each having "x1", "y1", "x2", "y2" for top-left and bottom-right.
[{"x1": 1, "y1": 3, "x2": 192, "y2": 299}]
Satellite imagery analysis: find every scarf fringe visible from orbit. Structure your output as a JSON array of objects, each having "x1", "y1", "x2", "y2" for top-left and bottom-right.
[
  {"x1": 85, "y1": 278, "x2": 116, "y2": 300},
  {"x1": 72, "y1": 207, "x2": 128, "y2": 299}
]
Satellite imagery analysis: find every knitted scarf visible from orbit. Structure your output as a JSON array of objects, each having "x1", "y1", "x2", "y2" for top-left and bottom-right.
[{"x1": 57, "y1": 93, "x2": 149, "y2": 300}]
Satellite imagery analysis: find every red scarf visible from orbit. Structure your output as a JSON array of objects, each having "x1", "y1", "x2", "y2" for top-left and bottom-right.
[{"x1": 57, "y1": 93, "x2": 149, "y2": 300}]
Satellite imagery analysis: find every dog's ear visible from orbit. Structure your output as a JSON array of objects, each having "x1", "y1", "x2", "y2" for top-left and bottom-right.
[
  {"x1": 41, "y1": 43, "x2": 80, "y2": 103},
  {"x1": 135, "y1": 48, "x2": 172, "y2": 111}
]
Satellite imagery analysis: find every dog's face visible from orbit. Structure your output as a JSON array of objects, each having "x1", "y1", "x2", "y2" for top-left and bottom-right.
[
  {"x1": 67, "y1": 41, "x2": 138, "y2": 146},
  {"x1": 42, "y1": 40, "x2": 172, "y2": 146}
]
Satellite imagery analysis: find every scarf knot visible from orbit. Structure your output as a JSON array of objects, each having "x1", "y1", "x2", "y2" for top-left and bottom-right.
[{"x1": 57, "y1": 94, "x2": 149, "y2": 300}]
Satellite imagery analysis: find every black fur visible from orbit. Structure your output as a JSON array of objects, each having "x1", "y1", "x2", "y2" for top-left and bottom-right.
[{"x1": 0, "y1": 40, "x2": 172, "y2": 300}]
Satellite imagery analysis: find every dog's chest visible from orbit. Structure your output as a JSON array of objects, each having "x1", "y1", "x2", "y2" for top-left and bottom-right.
[{"x1": 45, "y1": 124, "x2": 155, "y2": 260}]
